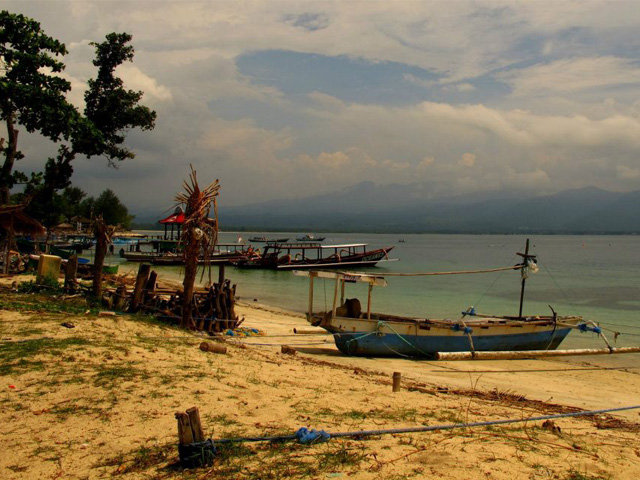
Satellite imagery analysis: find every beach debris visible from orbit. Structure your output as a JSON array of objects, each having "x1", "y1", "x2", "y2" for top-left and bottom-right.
[
  {"x1": 98, "y1": 311, "x2": 116, "y2": 316},
  {"x1": 101, "y1": 272, "x2": 241, "y2": 334},
  {"x1": 281, "y1": 345, "x2": 297, "y2": 355},
  {"x1": 199, "y1": 341, "x2": 227, "y2": 355},
  {"x1": 293, "y1": 328, "x2": 327, "y2": 335},
  {"x1": 542, "y1": 419, "x2": 562, "y2": 434},
  {"x1": 60, "y1": 322, "x2": 75, "y2": 329}
]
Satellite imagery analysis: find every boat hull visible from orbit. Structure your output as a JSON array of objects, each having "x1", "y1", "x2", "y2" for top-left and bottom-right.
[
  {"x1": 319, "y1": 314, "x2": 579, "y2": 359},
  {"x1": 235, "y1": 247, "x2": 393, "y2": 270},
  {"x1": 333, "y1": 328, "x2": 573, "y2": 358}
]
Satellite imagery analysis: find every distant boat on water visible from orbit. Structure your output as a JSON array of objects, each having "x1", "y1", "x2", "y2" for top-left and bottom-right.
[
  {"x1": 248, "y1": 236, "x2": 290, "y2": 243},
  {"x1": 296, "y1": 234, "x2": 325, "y2": 242},
  {"x1": 233, "y1": 242, "x2": 395, "y2": 270}
]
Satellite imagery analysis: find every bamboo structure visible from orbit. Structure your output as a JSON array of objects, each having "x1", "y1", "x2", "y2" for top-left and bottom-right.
[{"x1": 101, "y1": 273, "x2": 241, "y2": 333}]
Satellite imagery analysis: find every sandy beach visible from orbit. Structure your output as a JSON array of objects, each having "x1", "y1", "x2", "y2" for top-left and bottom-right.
[{"x1": 1, "y1": 274, "x2": 639, "y2": 479}]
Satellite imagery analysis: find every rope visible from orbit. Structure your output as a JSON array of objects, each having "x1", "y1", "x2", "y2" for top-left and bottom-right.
[
  {"x1": 373, "y1": 264, "x2": 522, "y2": 277},
  {"x1": 214, "y1": 404, "x2": 640, "y2": 444}
]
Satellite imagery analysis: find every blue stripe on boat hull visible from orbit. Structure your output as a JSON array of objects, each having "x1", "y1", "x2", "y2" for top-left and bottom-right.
[{"x1": 333, "y1": 328, "x2": 573, "y2": 359}]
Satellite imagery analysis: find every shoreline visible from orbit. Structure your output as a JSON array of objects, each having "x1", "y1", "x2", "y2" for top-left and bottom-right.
[{"x1": 2, "y1": 273, "x2": 640, "y2": 478}]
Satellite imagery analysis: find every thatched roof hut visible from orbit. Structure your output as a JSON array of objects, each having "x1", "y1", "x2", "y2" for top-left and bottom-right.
[
  {"x1": 1, "y1": 204, "x2": 45, "y2": 274},
  {"x1": 0, "y1": 204, "x2": 45, "y2": 236}
]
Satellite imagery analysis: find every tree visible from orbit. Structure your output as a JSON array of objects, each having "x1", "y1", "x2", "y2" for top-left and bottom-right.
[
  {"x1": 0, "y1": 10, "x2": 81, "y2": 204},
  {"x1": 93, "y1": 189, "x2": 133, "y2": 228},
  {"x1": 24, "y1": 32, "x2": 157, "y2": 218},
  {"x1": 83, "y1": 32, "x2": 156, "y2": 163},
  {"x1": 1, "y1": 11, "x2": 156, "y2": 215}
]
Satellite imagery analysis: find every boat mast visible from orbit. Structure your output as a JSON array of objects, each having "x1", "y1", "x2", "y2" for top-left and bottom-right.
[{"x1": 517, "y1": 238, "x2": 536, "y2": 318}]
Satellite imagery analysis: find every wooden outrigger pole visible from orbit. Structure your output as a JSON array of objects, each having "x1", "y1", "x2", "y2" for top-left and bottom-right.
[{"x1": 517, "y1": 238, "x2": 537, "y2": 318}]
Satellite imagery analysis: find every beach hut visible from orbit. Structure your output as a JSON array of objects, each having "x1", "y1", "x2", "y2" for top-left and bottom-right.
[
  {"x1": 70, "y1": 216, "x2": 92, "y2": 233},
  {"x1": 0, "y1": 204, "x2": 46, "y2": 274},
  {"x1": 159, "y1": 206, "x2": 185, "y2": 240}
]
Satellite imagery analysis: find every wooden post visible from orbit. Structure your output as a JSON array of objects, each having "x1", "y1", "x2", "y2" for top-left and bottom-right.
[
  {"x1": 64, "y1": 254, "x2": 78, "y2": 293},
  {"x1": 129, "y1": 264, "x2": 151, "y2": 313},
  {"x1": 113, "y1": 284, "x2": 127, "y2": 311},
  {"x1": 186, "y1": 407, "x2": 205, "y2": 442},
  {"x1": 331, "y1": 276, "x2": 339, "y2": 319},
  {"x1": 218, "y1": 265, "x2": 225, "y2": 285},
  {"x1": 308, "y1": 272, "x2": 315, "y2": 319},
  {"x1": 175, "y1": 412, "x2": 195, "y2": 445},
  {"x1": 392, "y1": 372, "x2": 402, "y2": 392}
]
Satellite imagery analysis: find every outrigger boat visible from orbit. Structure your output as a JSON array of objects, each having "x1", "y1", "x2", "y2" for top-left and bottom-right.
[
  {"x1": 233, "y1": 242, "x2": 395, "y2": 270},
  {"x1": 294, "y1": 240, "x2": 617, "y2": 359},
  {"x1": 151, "y1": 243, "x2": 251, "y2": 266}
]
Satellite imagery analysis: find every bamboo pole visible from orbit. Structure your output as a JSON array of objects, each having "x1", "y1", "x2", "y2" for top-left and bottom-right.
[{"x1": 435, "y1": 346, "x2": 640, "y2": 361}]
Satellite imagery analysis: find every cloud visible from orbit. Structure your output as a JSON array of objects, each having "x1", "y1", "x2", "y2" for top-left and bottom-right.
[
  {"x1": 4, "y1": 0, "x2": 640, "y2": 213},
  {"x1": 499, "y1": 57, "x2": 640, "y2": 96},
  {"x1": 459, "y1": 153, "x2": 476, "y2": 167},
  {"x1": 117, "y1": 64, "x2": 173, "y2": 103}
]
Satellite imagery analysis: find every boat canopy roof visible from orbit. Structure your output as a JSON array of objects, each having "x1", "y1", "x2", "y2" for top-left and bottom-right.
[
  {"x1": 268, "y1": 242, "x2": 368, "y2": 249},
  {"x1": 293, "y1": 270, "x2": 387, "y2": 287}
]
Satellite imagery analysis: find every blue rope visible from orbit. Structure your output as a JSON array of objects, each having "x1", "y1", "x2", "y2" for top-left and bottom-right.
[{"x1": 214, "y1": 404, "x2": 640, "y2": 445}]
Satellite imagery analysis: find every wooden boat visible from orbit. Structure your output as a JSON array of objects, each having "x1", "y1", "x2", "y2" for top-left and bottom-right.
[
  {"x1": 248, "y1": 236, "x2": 289, "y2": 243},
  {"x1": 296, "y1": 234, "x2": 325, "y2": 242},
  {"x1": 120, "y1": 250, "x2": 163, "y2": 262},
  {"x1": 119, "y1": 239, "x2": 183, "y2": 262},
  {"x1": 294, "y1": 242, "x2": 591, "y2": 359},
  {"x1": 233, "y1": 242, "x2": 395, "y2": 270},
  {"x1": 151, "y1": 243, "x2": 251, "y2": 266}
]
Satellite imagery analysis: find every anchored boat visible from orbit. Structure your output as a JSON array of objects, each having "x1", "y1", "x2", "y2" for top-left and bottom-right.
[
  {"x1": 233, "y1": 242, "x2": 395, "y2": 270},
  {"x1": 294, "y1": 240, "x2": 610, "y2": 359}
]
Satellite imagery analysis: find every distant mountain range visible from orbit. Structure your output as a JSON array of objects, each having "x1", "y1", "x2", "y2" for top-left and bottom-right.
[{"x1": 134, "y1": 184, "x2": 640, "y2": 234}]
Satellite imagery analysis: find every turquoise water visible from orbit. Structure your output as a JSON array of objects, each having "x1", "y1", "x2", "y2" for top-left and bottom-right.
[{"x1": 115, "y1": 232, "x2": 640, "y2": 349}]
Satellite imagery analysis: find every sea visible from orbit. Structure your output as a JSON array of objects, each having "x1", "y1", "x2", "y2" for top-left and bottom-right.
[{"x1": 108, "y1": 232, "x2": 640, "y2": 351}]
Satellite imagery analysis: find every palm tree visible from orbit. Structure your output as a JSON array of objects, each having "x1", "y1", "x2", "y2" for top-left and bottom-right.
[{"x1": 175, "y1": 166, "x2": 219, "y2": 328}]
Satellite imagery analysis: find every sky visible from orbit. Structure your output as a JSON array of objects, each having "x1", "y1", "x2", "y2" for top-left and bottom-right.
[{"x1": 3, "y1": 0, "x2": 640, "y2": 217}]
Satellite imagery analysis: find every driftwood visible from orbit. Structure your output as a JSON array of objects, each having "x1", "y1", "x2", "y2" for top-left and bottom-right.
[{"x1": 199, "y1": 341, "x2": 227, "y2": 354}]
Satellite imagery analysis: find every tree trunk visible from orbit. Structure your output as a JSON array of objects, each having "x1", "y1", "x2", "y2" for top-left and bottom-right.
[
  {"x1": 0, "y1": 116, "x2": 19, "y2": 205},
  {"x1": 92, "y1": 217, "x2": 113, "y2": 297},
  {"x1": 181, "y1": 232, "x2": 199, "y2": 329}
]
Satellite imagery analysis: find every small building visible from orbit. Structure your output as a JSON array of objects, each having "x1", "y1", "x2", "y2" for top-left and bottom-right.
[{"x1": 159, "y1": 206, "x2": 185, "y2": 240}]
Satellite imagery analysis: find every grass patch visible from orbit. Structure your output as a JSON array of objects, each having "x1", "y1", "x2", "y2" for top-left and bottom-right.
[
  {"x1": 565, "y1": 470, "x2": 612, "y2": 480},
  {"x1": 0, "y1": 291, "x2": 97, "y2": 315},
  {"x1": 93, "y1": 363, "x2": 144, "y2": 388},
  {"x1": 0, "y1": 337, "x2": 90, "y2": 376}
]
